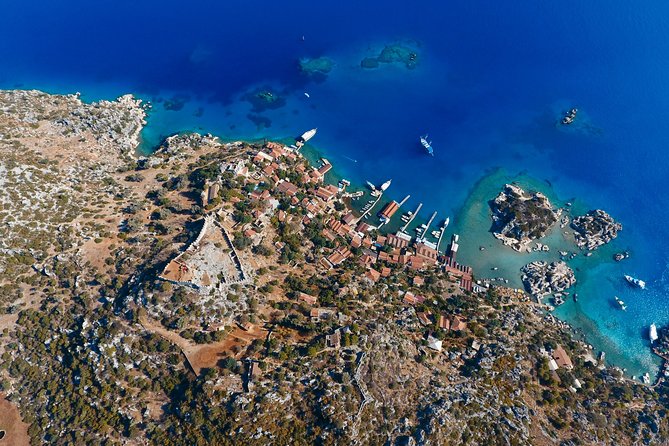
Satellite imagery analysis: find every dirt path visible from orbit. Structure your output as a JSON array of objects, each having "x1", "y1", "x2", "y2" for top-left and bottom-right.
[
  {"x1": 0, "y1": 394, "x2": 30, "y2": 446},
  {"x1": 140, "y1": 316, "x2": 267, "y2": 375}
]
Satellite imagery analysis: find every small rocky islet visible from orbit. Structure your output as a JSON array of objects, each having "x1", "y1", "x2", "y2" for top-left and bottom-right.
[
  {"x1": 571, "y1": 209, "x2": 622, "y2": 250},
  {"x1": 521, "y1": 260, "x2": 576, "y2": 297},
  {"x1": 489, "y1": 184, "x2": 561, "y2": 253}
]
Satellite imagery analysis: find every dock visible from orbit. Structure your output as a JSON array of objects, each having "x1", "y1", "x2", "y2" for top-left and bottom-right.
[
  {"x1": 357, "y1": 192, "x2": 383, "y2": 223},
  {"x1": 400, "y1": 202, "x2": 422, "y2": 232},
  {"x1": 418, "y1": 211, "x2": 437, "y2": 242},
  {"x1": 436, "y1": 221, "x2": 447, "y2": 253}
]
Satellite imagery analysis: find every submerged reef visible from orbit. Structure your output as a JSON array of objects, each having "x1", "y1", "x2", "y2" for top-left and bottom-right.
[
  {"x1": 361, "y1": 43, "x2": 420, "y2": 69},
  {"x1": 243, "y1": 87, "x2": 286, "y2": 113},
  {"x1": 299, "y1": 57, "x2": 335, "y2": 80}
]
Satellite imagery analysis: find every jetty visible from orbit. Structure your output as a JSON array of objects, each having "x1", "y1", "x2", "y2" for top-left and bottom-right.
[
  {"x1": 418, "y1": 211, "x2": 438, "y2": 242},
  {"x1": 357, "y1": 192, "x2": 383, "y2": 223},
  {"x1": 436, "y1": 221, "x2": 447, "y2": 253},
  {"x1": 401, "y1": 202, "x2": 423, "y2": 232}
]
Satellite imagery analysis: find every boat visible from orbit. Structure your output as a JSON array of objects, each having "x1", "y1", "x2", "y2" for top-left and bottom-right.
[
  {"x1": 625, "y1": 275, "x2": 646, "y2": 289},
  {"x1": 380, "y1": 179, "x2": 392, "y2": 191},
  {"x1": 420, "y1": 135, "x2": 434, "y2": 156},
  {"x1": 650, "y1": 323, "x2": 658, "y2": 343},
  {"x1": 614, "y1": 296, "x2": 627, "y2": 311},
  {"x1": 300, "y1": 128, "x2": 317, "y2": 142},
  {"x1": 561, "y1": 108, "x2": 578, "y2": 125},
  {"x1": 304, "y1": 92, "x2": 310, "y2": 98},
  {"x1": 614, "y1": 251, "x2": 630, "y2": 262},
  {"x1": 366, "y1": 181, "x2": 377, "y2": 191},
  {"x1": 442, "y1": 217, "x2": 450, "y2": 229},
  {"x1": 643, "y1": 372, "x2": 651, "y2": 384}
]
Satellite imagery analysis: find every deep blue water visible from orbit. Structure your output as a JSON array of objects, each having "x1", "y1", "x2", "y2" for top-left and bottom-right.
[{"x1": 3, "y1": 0, "x2": 669, "y2": 375}]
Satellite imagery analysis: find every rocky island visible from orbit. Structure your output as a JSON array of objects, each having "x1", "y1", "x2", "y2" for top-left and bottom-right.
[
  {"x1": 571, "y1": 209, "x2": 622, "y2": 250},
  {"x1": 521, "y1": 261, "x2": 576, "y2": 297},
  {"x1": 489, "y1": 184, "x2": 561, "y2": 252}
]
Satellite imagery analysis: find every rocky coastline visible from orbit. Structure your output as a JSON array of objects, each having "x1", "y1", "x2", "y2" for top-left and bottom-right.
[
  {"x1": 521, "y1": 260, "x2": 576, "y2": 297},
  {"x1": 571, "y1": 209, "x2": 622, "y2": 251},
  {"x1": 489, "y1": 184, "x2": 561, "y2": 252}
]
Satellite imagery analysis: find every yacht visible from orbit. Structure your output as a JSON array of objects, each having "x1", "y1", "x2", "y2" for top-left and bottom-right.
[
  {"x1": 420, "y1": 135, "x2": 434, "y2": 156},
  {"x1": 300, "y1": 128, "x2": 317, "y2": 142},
  {"x1": 625, "y1": 275, "x2": 646, "y2": 289},
  {"x1": 442, "y1": 217, "x2": 450, "y2": 229},
  {"x1": 650, "y1": 323, "x2": 658, "y2": 343},
  {"x1": 380, "y1": 179, "x2": 392, "y2": 191}
]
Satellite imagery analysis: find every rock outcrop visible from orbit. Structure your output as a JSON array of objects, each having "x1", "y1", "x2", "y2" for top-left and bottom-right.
[
  {"x1": 489, "y1": 184, "x2": 561, "y2": 252},
  {"x1": 571, "y1": 210, "x2": 622, "y2": 251},
  {"x1": 521, "y1": 261, "x2": 576, "y2": 297}
]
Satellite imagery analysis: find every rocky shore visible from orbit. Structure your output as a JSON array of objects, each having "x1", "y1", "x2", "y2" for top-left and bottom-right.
[
  {"x1": 489, "y1": 184, "x2": 561, "y2": 252},
  {"x1": 521, "y1": 261, "x2": 576, "y2": 297},
  {"x1": 571, "y1": 209, "x2": 622, "y2": 250}
]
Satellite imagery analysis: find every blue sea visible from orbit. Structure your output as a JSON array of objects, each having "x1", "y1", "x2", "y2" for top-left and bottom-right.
[{"x1": 3, "y1": 0, "x2": 669, "y2": 376}]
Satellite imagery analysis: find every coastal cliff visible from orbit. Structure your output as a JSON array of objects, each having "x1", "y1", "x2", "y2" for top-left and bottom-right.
[
  {"x1": 521, "y1": 261, "x2": 576, "y2": 297},
  {"x1": 571, "y1": 209, "x2": 622, "y2": 250},
  {"x1": 489, "y1": 184, "x2": 561, "y2": 252}
]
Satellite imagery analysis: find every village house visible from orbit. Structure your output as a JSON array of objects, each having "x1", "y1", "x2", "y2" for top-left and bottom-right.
[
  {"x1": 324, "y1": 247, "x2": 352, "y2": 269},
  {"x1": 298, "y1": 292, "x2": 318, "y2": 306},
  {"x1": 552, "y1": 345, "x2": 574, "y2": 370},
  {"x1": 438, "y1": 315, "x2": 450, "y2": 330},
  {"x1": 326, "y1": 329, "x2": 342, "y2": 348},
  {"x1": 450, "y1": 316, "x2": 467, "y2": 331},
  {"x1": 417, "y1": 312, "x2": 432, "y2": 325},
  {"x1": 403, "y1": 292, "x2": 425, "y2": 306},
  {"x1": 276, "y1": 180, "x2": 299, "y2": 196},
  {"x1": 365, "y1": 268, "x2": 381, "y2": 283}
]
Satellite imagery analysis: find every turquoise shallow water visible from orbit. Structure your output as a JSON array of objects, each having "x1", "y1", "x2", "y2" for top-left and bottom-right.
[
  {"x1": 451, "y1": 169, "x2": 663, "y2": 376},
  {"x1": 2, "y1": 0, "x2": 669, "y2": 377}
]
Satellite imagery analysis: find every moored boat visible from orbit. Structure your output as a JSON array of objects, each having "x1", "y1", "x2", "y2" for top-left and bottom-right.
[
  {"x1": 614, "y1": 296, "x2": 627, "y2": 311},
  {"x1": 625, "y1": 275, "x2": 646, "y2": 289},
  {"x1": 650, "y1": 323, "x2": 658, "y2": 343},
  {"x1": 561, "y1": 108, "x2": 578, "y2": 125}
]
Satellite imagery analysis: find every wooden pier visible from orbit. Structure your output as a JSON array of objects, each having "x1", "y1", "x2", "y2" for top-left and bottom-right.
[
  {"x1": 418, "y1": 211, "x2": 437, "y2": 243},
  {"x1": 400, "y1": 202, "x2": 422, "y2": 232},
  {"x1": 357, "y1": 192, "x2": 383, "y2": 223},
  {"x1": 436, "y1": 221, "x2": 447, "y2": 253}
]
